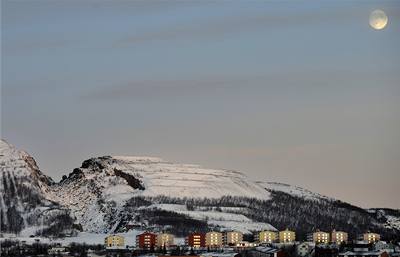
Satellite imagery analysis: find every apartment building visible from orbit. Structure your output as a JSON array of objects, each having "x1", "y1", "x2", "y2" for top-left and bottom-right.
[
  {"x1": 225, "y1": 231, "x2": 243, "y2": 245},
  {"x1": 187, "y1": 233, "x2": 206, "y2": 248},
  {"x1": 312, "y1": 231, "x2": 330, "y2": 244},
  {"x1": 363, "y1": 232, "x2": 380, "y2": 243},
  {"x1": 206, "y1": 231, "x2": 223, "y2": 248},
  {"x1": 258, "y1": 231, "x2": 278, "y2": 243},
  {"x1": 136, "y1": 232, "x2": 157, "y2": 249},
  {"x1": 331, "y1": 230, "x2": 348, "y2": 244},
  {"x1": 279, "y1": 229, "x2": 296, "y2": 243},
  {"x1": 104, "y1": 235, "x2": 125, "y2": 247},
  {"x1": 157, "y1": 233, "x2": 175, "y2": 247}
]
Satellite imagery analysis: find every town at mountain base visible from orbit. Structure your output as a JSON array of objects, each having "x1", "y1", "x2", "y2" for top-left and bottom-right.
[{"x1": 1, "y1": 139, "x2": 399, "y2": 242}]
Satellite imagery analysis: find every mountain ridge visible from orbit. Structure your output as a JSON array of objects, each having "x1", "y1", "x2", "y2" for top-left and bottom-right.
[
  {"x1": 1, "y1": 139, "x2": 399, "y2": 240},
  {"x1": 0, "y1": 139, "x2": 76, "y2": 236}
]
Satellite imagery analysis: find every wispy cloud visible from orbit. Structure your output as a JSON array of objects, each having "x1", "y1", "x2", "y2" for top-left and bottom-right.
[
  {"x1": 80, "y1": 77, "x2": 254, "y2": 101},
  {"x1": 81, "y1": 69, "x2": 400, "y2": 102},
  {"x1": 114, "y1": 5, "x2": 363, "y2": 47}
]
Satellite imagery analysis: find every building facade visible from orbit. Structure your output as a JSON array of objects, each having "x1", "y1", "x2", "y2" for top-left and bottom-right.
[
  {"x1": 225, "y1": 231, "x2": 243, "y2": 245},
  {"x1": 157, "y1": 233, "x2": 175, "y2": 247},
  {"x1": 313, "y1": 231, "x2": 330, "y2": 244},
  {"x1": 279, "y1": 229, "x2": 296, "y2": 243},
  {"x1": 205, "y1": 231, "x2": 223, "y2": 248},
  {"x1": 258, "y1": 231, "x2": 277, "y2": 243},
  {"x1": 235, "y1": 241, "x2": 258, "y2": 248},
  {"x1": 104, "y1": 235, "x2": 125, "y2": 247},
  {"x1": 187, "y1": 233, "x2": 206, "y2": 248},
  {"x1": 331, "y1": 230, "x2": 348, "y2": 244},
  {"x1": 136, "y1": 232, "x2": 157, "y2": 249},
  {"x1": 363, "y1": 233, "x2": 380, "y2": 243}
]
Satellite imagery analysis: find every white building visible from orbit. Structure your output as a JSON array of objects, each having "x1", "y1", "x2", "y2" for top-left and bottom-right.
[{"x1": 206, "y1": 232, "x2": 223, "y2": 247}]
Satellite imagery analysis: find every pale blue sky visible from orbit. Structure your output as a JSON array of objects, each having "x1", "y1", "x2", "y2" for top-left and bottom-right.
[{"x1": 2, "y1": 1, "x2": 400, "y2": 208}]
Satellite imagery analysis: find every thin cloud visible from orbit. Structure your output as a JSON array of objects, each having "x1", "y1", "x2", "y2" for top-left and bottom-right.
[
  {"x1": 114, "y1": 5, "x2": 363, "y2": 47},
  {"x1": 80, "y1": 77, "x2": 254, "y2": 101},
  {"x1": 81, "y1": 70, "x2": 400, "y2": 102}
]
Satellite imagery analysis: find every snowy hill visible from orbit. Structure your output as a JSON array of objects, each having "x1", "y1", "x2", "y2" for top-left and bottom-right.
[
  {"x1": 52, "y1": 155, "x2": 272, "y2": 234},
  {"x1": 0, "y1": 139, "x2": 75, "y2": 236},
  {"x1": 1, "y1": 139, "x2": 399, "y2": 240}
]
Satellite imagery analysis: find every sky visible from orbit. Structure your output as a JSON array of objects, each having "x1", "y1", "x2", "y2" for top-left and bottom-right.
[{"x1": 1, "y1": 0, "x2": 400, "y2": 209}]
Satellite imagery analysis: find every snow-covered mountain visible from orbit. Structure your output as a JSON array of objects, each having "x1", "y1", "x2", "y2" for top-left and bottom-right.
[
  {"x1": 1, "y1": 139, "x2": 399, "y2": 240},
  {"x1": 52, "y1": 155, "x2": 273, "y2": 234},
  {"x1": 0, "y1": 139, "x2": 75, "y2": 236}
]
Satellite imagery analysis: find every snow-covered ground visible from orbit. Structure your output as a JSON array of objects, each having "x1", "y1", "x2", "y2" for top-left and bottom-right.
[
  {"x1": 1, "y1": 232, "x2": 140, "y2": 246},
  {"x1": 152, "y1": 204, "x2": 276, "y2": 234},
  {"x1": 0, "y1": 231, "x2": 186, "y2": 247},
  {"x1": 152, "y1": 204, "x2": 251, "y2": 222}
]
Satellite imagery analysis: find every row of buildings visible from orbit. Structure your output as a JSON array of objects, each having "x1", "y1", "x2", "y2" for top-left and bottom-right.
[
  {"x1": 309, "y1": 230, "x2": 380, "y2": 245},
  {"x1": 105, "y1": 230, "x2": 382, "y2": 249},
  {"x1": 257, "y1": 230, "x2": 380, "y2": 245}
]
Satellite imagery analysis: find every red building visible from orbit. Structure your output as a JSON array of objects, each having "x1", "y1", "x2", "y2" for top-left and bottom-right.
[
  {"x1": 136, "y1": 232, "x2": 157, "y2": 249},
  {"x1": 186, "y1": 233, "x2": 206, "y2": 248}
]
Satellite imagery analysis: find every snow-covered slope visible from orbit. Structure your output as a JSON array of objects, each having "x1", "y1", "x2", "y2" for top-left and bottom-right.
[
  {"x1": 257, "y1": 182, "x2": 333, "y2": 201},
  {"x1": 52, "y1": 155, "x2": 271, "y2": 233},
  {"x1": 0, "y1": 139, "x2": 75, "y2": 236},
  {"x1": 367, "y1": 208, "x2": 400, "y2": 231},
  {"x1": 0, "y1": 139, "x2": 53, "y2": 193},
  {"x1": 151, "y1": 203, "x2": 276, "y2": 234},
  {"x1": 112, "y1": 156, "x2": 270, "y2": 199}
]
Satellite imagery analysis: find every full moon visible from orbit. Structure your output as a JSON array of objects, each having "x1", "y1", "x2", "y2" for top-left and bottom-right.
[{"x1": 369, "y1": 9, "x2": 388, "y2": 30}]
